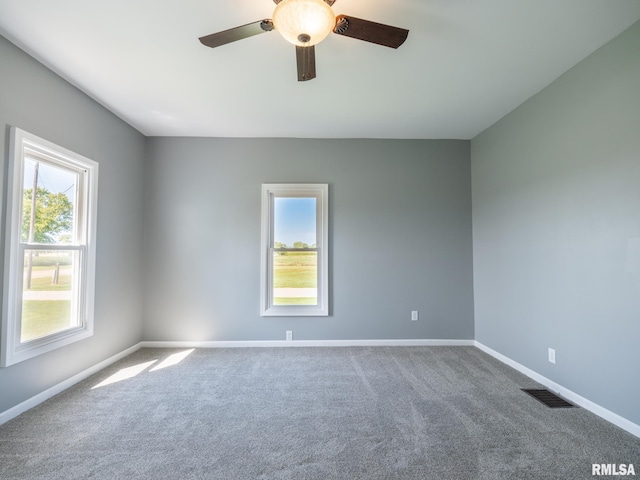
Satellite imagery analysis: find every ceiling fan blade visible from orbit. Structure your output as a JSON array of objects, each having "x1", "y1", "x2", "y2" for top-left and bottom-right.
[
  {"x1": 199, "y1": 20, "x2": 274, "y2": 48},
  {"x1": 296, "y1": 45, "x2": 316, "y2": 82},
  {"x1": 333, "y1": 15, "x2": 408, "y2": 49}
]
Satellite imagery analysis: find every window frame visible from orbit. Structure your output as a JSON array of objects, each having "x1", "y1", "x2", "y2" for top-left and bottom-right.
[
  {"x1": 1, "y1": 128, "x2": 99, "y2": 367},
  {"x1": 260, "y1": 183, "x2": 329, "y2": 317}
]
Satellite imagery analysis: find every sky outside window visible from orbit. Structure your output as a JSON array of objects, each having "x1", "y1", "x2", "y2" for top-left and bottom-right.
[
  {"x1": 274, "y1": 197, "x2": 316, "y2": 247},
  {"x1": 24, "y1": 158, "x2": 77, "y2": 202}
]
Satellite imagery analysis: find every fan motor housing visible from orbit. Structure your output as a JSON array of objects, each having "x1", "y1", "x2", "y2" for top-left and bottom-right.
[
  {"x1": 260, "y1": 20, "x2": 274, "y2": 32},
  {"x1": 334, "y1": 16, "x2": 349, "y2": 34}
]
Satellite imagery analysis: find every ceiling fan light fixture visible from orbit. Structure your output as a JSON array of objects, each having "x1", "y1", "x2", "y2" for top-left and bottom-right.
[{"x1": 273, "y1": 0, "x2": 336, "y2": 47}]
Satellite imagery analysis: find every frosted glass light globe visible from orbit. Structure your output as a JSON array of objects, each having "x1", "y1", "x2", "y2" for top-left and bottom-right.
[{"x1": 273, "y1": 0, "x2": 336, "y2": 47}]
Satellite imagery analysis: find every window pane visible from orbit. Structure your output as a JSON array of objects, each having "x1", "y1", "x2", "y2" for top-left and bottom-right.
[
  {"x1": 22, "y1": 158, "x2": 77, "y2": 245},
  {"x1": 273, "y1": 197, "x2": 316, "y2": 248},
  {"x1": 273, "y1": 251, "x2": 317, "y2": 305},
  {"x1": 21, "y1": 249, "x2": 80, "y2": 342}
]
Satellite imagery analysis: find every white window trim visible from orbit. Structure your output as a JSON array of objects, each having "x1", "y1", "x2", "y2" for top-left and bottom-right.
[
  {"x1": 260, "y1": 184, "x2": 329, "y2": 317},
  {"x1": 1, "y1": 128, "x2": 99, "y2": 367}
]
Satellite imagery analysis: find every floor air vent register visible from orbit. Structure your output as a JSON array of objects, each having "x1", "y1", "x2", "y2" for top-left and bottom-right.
[{"x1": 522, "y1": 389, "x2": 576, "y2": 408}]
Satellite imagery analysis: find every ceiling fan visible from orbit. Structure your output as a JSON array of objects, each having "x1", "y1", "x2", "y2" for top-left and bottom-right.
[{"x1": 199, "y1": 0, "x2": 409, "y2": 81}]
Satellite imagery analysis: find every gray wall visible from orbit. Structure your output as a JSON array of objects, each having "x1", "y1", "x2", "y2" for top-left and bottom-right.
[
  {"x1": 0, "y1": 36, "x2": 146, "y2": 413},
  {"x1": 143, "y1": 138, "x2": 474, "y2": 342},
  {"x1": 471, "y1": 22, "x2": 640, "y2": 424}
]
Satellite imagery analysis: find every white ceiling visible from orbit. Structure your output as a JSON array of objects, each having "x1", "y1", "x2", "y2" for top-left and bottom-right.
[{"x1": 1, "y1": 0, "x2": 639, "y2": 139}]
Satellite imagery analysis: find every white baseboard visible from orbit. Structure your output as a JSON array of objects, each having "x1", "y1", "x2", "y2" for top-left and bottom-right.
[
  {"x1": 474, "y1": 341, "x2": 640, "y2": 439},
  {"x1": 0, "y1": 342, "x2": 141, "y2": 426},
  {"x1": 139, "y1": 339, "x2": 476, "y2": 349}
]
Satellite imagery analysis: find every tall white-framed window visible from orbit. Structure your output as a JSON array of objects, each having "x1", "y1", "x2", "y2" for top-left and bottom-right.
[
  {"x1": 1, "y1": 128, "x2": 99, "y2": 367},
  {"x1": 260, "y1": 184, "x2": 329, "y2": 317}
]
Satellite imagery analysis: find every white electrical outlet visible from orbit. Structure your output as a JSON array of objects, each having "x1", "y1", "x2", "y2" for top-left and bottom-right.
[
  {"x1": 286, "y1": 330, "x2": 293, "y2": 341},
  {"x1": 411, "y1": 311, "x2": 419, "y2": 321},
  {"x1": 548, "y1": 348, "x2": 556, "y2": 364}
]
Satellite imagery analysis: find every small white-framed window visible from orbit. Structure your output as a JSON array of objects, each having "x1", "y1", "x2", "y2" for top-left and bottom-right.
[
  {"x1": 1, "y1": 128, "x2": 98, "y2": 367},
  {"x1": 260, "y1": 184, "x2": 329, "y2": 316}
]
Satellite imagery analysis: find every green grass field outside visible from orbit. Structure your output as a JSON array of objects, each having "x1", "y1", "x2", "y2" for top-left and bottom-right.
[
  {"x1": 21, "y1": 263, "x2": 73, "y2": 341},
  {"x1": 273, "y1": 251, "x2": 317, "y2": 305},
  {"x1": 25, "y1": 273, "x2": 72, "y2": 291},
  {"x1": 273, "y1": 251, "x2": 317, "y2": 288},
  {"x1": 21, "y1": 300, "x2": 71, "y2": 342},
  {"x1": 273, "y1": 297, "x2": 317, "y2": 305}
]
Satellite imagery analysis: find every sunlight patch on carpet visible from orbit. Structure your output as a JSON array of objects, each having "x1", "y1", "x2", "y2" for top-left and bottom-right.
[
  {"x1": 150, "y1": 349, "x2": 194, "y2": 372},
  {"x1": 92, "y1": 360, "x2": 157, "y2": 389}
]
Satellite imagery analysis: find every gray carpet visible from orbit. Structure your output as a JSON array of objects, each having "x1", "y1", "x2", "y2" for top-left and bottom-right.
[{"x1": 1, "y1": 346, "x2": 638, "y2": 479}]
